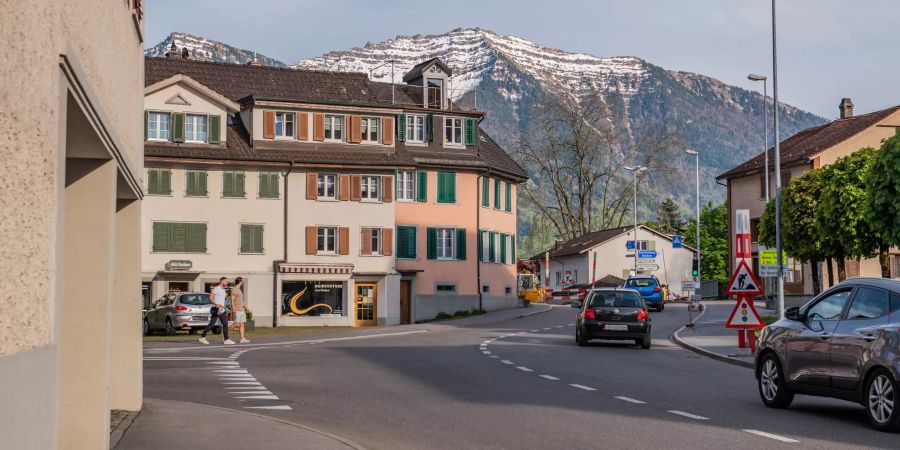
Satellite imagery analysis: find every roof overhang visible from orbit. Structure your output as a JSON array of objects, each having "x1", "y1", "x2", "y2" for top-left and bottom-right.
[{"x1": 145, "y1": 74, "x2": 240, "y2": 113}]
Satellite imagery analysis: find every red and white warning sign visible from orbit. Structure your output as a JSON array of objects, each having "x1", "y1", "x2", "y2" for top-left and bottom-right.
[
  {"x1": 725, "y1": 296, "x2": 764, "y2": 329},
  {"x1": 725, "y1": 260, "x2": 764, "y2": 297}
]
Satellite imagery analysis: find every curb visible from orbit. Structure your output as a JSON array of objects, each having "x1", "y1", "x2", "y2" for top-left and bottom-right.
[
  {"x1": 509, "y1": 303, "x2": 554, "y2": 320},
  {"x1": 669, "y1": 306, "x2": 754, "y2": 369},
  {"x1": 109, "y1": 409, "x2": 139, "y2": 449}
]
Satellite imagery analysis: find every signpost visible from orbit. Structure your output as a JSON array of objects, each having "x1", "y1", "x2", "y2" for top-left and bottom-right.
[
  {"x1": 724, "y1": 259, "x2": 766, "y2": 351},
  {"x1": 672, "y1": 235, "x2": 683, "y2": 248},
  {"x1": 636, "y1": 263, "x2": 660, "y2": 272}
]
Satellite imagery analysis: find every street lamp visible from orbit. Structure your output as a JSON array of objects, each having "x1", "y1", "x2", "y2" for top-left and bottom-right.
[
  {"x1": 771, "y1": 0, "x2": 785, "y2": 318},
  {"x1": 624, "y1": 166, "x2": 647, "y2": 273},
  {"x1": 685, "y1": 150, "x2": 700, "y2": 290},
  {"x1": 748, "y1": 74, "x2": 769, "y2": 202}
]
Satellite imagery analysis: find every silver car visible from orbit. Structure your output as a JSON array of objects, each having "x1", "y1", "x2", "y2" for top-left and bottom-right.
[
  {"x1": 755, "y1": 278, "x2": 900, "y2": 432},
  {"x1": 143, "y1": 292, "x2": 217, "y2": 335}
]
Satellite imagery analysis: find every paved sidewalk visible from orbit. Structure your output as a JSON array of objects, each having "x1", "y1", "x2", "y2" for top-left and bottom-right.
[
  {"x1": 114, "y1": 398, "x2": 361, "y2": 450},
  {"x1": 671, "y1": 300, "x2": 773, "y2": 368}
]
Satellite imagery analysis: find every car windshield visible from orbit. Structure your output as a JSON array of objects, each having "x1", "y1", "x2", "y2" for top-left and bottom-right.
[
  {"x1": 179, "y1": 294, "x2": 210, "y2": 306},
  {"x1": 588, "y1": 291, "x2": 643, "y2": 308},
  {"x1": 626, "y1": 279, "x2": 656, "y2": 288}
]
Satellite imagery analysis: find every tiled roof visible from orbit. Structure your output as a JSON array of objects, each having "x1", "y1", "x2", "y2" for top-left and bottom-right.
[
  {"x1": 402, "y1": 57, "x2": 453, "y2": 82},
  {"x1": 478, "y1": 132, "x2": 528, "y2": 180},
  {"x1": 532, "y1": 226, "x2": 633, "y2": 259},
  {"x1": 718, "y1": 105, "x2": 900, "y2": 179}
]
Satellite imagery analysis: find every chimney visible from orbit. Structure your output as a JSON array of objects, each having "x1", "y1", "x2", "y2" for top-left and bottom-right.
[
  {"x1": 247, "y1": 52, "x2": 262, "y2": 66},
  {"x1": 555, "y1": 239, "x2": 565, "y2": 250},
  {"x1": 839, "y1": 98, "x2": 854, "y2": 119},
  {"x1": 165, "y1": 41, "x2": 178, "y2": 59},
  {"x1": 181, "y1": 47, "x2": 190, "y2": 59}
]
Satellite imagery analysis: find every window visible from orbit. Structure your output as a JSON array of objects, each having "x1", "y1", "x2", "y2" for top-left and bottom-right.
[
  {"x1": 436, "y1": 172, "x2": 456, "y2": 203},
  {"x1": 482, "y1": 177, "x2": 490, "y2": 207},
  {"x1": 588, "y1": 291, "x2": 643, "y2": 308},
  {"x1": 397, "y1": 226, "x2": 417, "y2": 259},
  {"x1": 806, "y1": 289, "x2": 852, "y2": 322},
  {"x1": 397, "y1": 171, "x2": 415, "y2": 201},
  {"x1": 239, "y1": 224, "x2": 264, "y2": 254},
  {"x1": 426, "y1": 79, "x2": 443, "y2": 108},
  {"x1": 406, "y1": 114, "x2": 426, "y2": 143},
  {"x1": 505, "y1": 286, "x2": 513, "y2": 295},
  {"x1": 324, "y1": 115, "x2": 344, "y2": 141},
  {"x1": 275, "y1": 112, "x2": 295, "y2": 138},
  {"x1": 152, "y1": 222, "x2": 207, "y2": 253},
  {"x1": 185, "y1": 114, "x2": 208, "y2": 142},
  {"x1": 361, "y1": 117, "x2": 380, "y2": 143},
  {"x1": 891, "y1": 292, "x2": 900, "y2": 313},
  {"x1": 482, "y1": 285, "x2": 490, "y2": 293},
  {"x1": 361, "y1": 176, "x2": 380, "y2": 200},
  {"x1": 317, "y1": 227, "x2": 337, "y2": 253},
  {"x1": 630, "y1": 240, "x2": 653, "y2": 251},
  {"x1": 437, "y1": 228, "x2": 455, "y2": 259},
  {"x1": 504, "y1": 182, "x2": 512, "y2": 212},
  {"x1": 317, "y1": 174, "x2": 336, "y2": 199},
  {"x1": 494, "y1": 178, "x2": 501, "y2": 209},
  {"x1": 147, "y1": 168, "x2": 171, "y2": 195},
  {"x1": 428, "y1": 227, "x2": 464, "y2": 260},
  {"x1": 222, "y1": 171, "x2": 246, "y2": 198},
  {"x1": 147, "y1": 111, "x2": 170, "y2": 140},
  {"x1": 846, "y1": 287, "x2": 888, "y2": 320},
  {"x1": 258, "y1": 172, "x2": 280, "y2": 199},
  {"x1": 435, "y1": 283, "x2": 456, "y2": 294},
  {"x1": 444, "y1": 117, "x2": 463, "y2": 145},
  {"x1": 185, "y1": 170, "x2": 208, "y2": 197},
  {"x1": 785, "y1": 257, "x2": 802, "y2": 283},
  {"x1": 370, "y1": 228, "x2": 382, "y2": 255},
  {"x1": 493, "y1": 232, "x2": 501, "y2": 262},
  {"x1": 480, "y1": 230, "x2": 490, "y2": 261}
]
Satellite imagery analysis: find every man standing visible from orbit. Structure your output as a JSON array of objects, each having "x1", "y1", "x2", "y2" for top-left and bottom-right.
[
  {"x1": 228, "y1": 277, "x2": 250, "y2": 343},
  {"x1": 199, "y1": 277, "x2": 235, "y2": 345}
]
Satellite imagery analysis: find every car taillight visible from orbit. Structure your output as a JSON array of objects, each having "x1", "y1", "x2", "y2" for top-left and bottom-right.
[
  {"x1": 653, "y1": 287, "x2": 660, "y2": 293},
  {"x1": 637, "y1": 309, "x2": 648, "y2": 321},
  {"x1": 175, "y1": 305, "x2": 188, "y2": 311},
  {"x1": 583, "y1": 308, "x2": 595, "y2": 319}
]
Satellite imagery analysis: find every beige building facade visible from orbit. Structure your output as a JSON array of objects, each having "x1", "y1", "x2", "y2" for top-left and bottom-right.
[{"x1": 0, "y1": 1, "x2": 145, "y2": 449}]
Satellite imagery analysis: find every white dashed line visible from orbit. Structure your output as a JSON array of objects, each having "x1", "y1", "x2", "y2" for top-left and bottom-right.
[
  {"x1": 542, "y1": 327, "x2": 552, "y2": 331},
  {"x1": 568, "y1": 323, "x2": 575, "y2": 326},
  {"x1": 489, "y1": 355, "x2": 499, "y2": 359},
  {"x1": 614, "y1": 396, "x2": 646, "y2": 404},
  {"x1": 570, "y1": 384, "x2": 597, "y2": 391},
  {"x1": 234, "y1": 395, "x2": 280, "y2": 400},
  {"x1": 516, "y1": 366, "x2": 533, "y2": 372},
  {"x1": 501, "y1": 360, "x2": 515, "y2": 365},
  {"x1": 668, "y1": 410, "x2": 709, "y2": 421},
  {"x1": 222, "y1": 381, "x2": 262, "y2": 385},
  {"x1": 225, "y1": 386, "x2": 267, "y2": 390},
  {"x1": 482, "y1": 351, "x2": 491, "y2": 355},
  {"x1": 555, "y1": 325, "x2": 564, "y2": 328},
  {"x1": 245, "y1": 405, "x2": 292, "y2": 410},
  {"x1": 742, "y1": 430, "x2": 799, "y2": 443},
  {"x1": 539, "y1": 375, "x2": 560, "y2": 381},
  {"x1": 229, "y1": 391, "x2": 274, "y2": 395},
  {"x1": 530, "y1": 329, "x2": 539, "y2": 332}
]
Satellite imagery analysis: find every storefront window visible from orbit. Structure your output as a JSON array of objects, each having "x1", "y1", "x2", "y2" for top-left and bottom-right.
[{"x1": 282, "y1": 281, "x2": 344, "y2": 317}]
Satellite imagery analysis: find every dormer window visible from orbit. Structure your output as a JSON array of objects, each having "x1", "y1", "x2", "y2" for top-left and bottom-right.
[
  {"x1": 146, "y1": 111, "x2": 171, "y2": 141},
  {"x1": 426, "y1": 79, "x2": 443, "y2": 109},
  {"x1": 324, "y1": 115, "x2": 344, "y2": 141},
  {"x1": 275, "y1": 112, "x2": 295, "y2": 139},
  {"x1": 185, "y1": 114, "x2": 208, "y2": 143}
]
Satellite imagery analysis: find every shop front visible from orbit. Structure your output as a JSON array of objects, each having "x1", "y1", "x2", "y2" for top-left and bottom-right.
[{"x1": 277, "y1": 263, "x2": 355, "y2": 327}]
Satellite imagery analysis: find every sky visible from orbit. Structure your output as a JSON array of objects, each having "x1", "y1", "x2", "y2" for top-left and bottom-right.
[{"x1": 146, "y1": 0, "x2": 897, "y2": 119}]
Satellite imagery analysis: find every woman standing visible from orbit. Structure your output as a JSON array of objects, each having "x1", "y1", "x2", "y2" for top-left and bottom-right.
[{"x1": 229, "y1": 277, "x2": 250, "y2": 343}]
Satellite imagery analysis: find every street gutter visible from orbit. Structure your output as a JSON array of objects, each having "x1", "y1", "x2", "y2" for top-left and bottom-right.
[{"x1": 669, "y1": 305, "x2": 754, "y2": 369}]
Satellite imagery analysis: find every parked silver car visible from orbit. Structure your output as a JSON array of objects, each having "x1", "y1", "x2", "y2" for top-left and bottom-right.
[
  {"x1": 143, "y1": 292, "x2": 217, "y2": 335},
  {"x1": 755, "y1": 278, "x2": 900, "y2": 432}
]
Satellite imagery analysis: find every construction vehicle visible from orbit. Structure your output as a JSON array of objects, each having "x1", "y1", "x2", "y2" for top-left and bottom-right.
[{"x1": 517, "y1": 273, "x2": 546, "y2": 303}]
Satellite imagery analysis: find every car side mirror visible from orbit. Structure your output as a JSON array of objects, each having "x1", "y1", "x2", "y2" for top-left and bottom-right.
[
  {"x1": 785, "y1": 307, "x2": 803, "y2": 321},
  {"x1": 571, "y1": 301, "x2": 582, "y2": 309}
]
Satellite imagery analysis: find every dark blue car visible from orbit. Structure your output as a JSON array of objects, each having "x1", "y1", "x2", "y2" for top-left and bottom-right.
[{"x1": 625, "y1": 276, "x2": 665, "y2": 311}]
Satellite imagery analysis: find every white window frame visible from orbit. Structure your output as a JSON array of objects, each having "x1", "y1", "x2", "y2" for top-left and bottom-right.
[
  {"x1": 147, "y1": 111, "x2": 171, "y2": 141},
  {"x1": 370, "y1": 227, "x2": 382, "y2": 256},
  {"x1": 317, "y1": 227, "x2": 337, "y2": 254},
  {"x1": 317, "y1": 174, "x2": 336, "y2": 200},
  {"x1": 493, "y1": 232, "x2": 501, "y2": 262},
  {"x1": 444, "y1": 117, "x2": 463, "y2": 146},
  {"x1": 436, "y1": 227, "x2": 455, "y2": 260},
  {"x1": 406, "y1": 114, "x2": 426, "y2": 144},
  {"x1": 481, "y1": 230, "x2": 490, "y2": 261},
  {"x1": 185, "y1": 114, "x2": 209, "y2": 143},
  {"x1": 505, "y1": 234, "x2": 514, "y2": 264},
  {"x1": 361, "y1": 175, "x2": 381, "y2": 201},
  {"x1": 361, "y1": 117, "x2": 380, "y2": 143},
  {"x1": 397, "y1": 170, "x2": 415, "y2": 201},
  {"x1": 324, "y1": 114, "x2": 344, "y2": 141},
  {"x1": 275, "y1": 112, "x2": 295, "y2": 139}
]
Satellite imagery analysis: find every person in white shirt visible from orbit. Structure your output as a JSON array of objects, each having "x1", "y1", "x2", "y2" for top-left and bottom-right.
[{"x1": 199, "y1": 277, "x2": 235, "y2": 345}]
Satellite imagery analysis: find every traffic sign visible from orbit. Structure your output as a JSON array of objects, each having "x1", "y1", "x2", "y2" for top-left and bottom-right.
[
  {"x1": 725, "y1": 296, "x2": 764, "y2": 329},
  {"x1": 682, "y1": 282, "x2": 698, "y2": 290},
  {"x1": 759, "y1": 249, "x2": 777, "y2": 266},
  {"x1": 636, "y1": 263, "x2": 660, "y2": 271},
  {"x1": 626, "y1": 240, "x2": 636, "y2": 250},
  {"x1": 636, "y1": 250, "x2": 657, "y2": 259},
  {"x1": 672, "y1": 235, "x2": 683, "y2": 248},
  {"x1": 725, "y1": 260, "x2": 764, "y2": 296},
  {"x1": 635, "y1": 257, "x2": 656, "y2": 263}
]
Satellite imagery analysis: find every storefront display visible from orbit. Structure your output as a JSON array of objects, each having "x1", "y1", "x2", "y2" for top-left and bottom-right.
[{"x1": 281, "y1": 281, "x2": 344, "y2": 316}]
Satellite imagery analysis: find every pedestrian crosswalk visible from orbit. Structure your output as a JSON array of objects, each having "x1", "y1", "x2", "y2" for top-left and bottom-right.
[{"x1": 208, "y1": 360, "x2": 292, "y2": 411}]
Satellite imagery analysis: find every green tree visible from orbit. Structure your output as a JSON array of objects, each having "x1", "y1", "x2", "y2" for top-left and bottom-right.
[
  {"x1": 655, "y1": 197, "x2": 686, "y2": 235},
  {"x1": 865, "y1": 130, "x2": 900, "y2": 277},
  {"x1": 685, "y1": 202, "x2": 728, "y2": 283}
]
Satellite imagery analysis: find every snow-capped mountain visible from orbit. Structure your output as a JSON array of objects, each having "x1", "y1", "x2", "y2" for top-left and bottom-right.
[{"x1": 146, "y1": 32, "x2": 286, "y2": 67}]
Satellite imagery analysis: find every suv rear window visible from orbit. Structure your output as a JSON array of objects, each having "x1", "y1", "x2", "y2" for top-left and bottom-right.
[
  {"x1": 626, "y1": 279, "x2": 656, "y2": 288},
  {"x1": 179, "y1": 294, "x2": 211, "y2": 306},
  {"x1": 588, "y1": 291, "x2": 643, "y2": 308}
]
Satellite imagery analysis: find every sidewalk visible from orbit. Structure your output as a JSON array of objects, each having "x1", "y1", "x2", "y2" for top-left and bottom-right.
[
  {"x1": 671, "y1": 300, "x2": 773, "y2": 369},
  {"x1": 113, "y1": 398, "x2": 361, "y2": 450}
]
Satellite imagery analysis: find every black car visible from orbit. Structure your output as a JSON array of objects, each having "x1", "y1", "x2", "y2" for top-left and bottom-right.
[{"x1": 573, "y1": 288, "x2": 651, "y2": 349}]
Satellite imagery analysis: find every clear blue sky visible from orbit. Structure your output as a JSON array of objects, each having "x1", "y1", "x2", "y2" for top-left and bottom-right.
[{"x1": 146, "y1": 0, "x2": 897, "y2": 119}]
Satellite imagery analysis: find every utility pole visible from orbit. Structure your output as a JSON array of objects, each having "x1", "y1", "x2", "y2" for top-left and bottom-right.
[
  {"x1": 747, "y1": 74, "x2": 769, "y2": 201},
  {"x1": 685, "y1": 150, "x2": 700, "y2": 287},
  {"x1": 624, "y1": 166, "x2": 647, "y2": 273},
  {"x1": 772, "y1": 0, "x2": 785, "y2": 318}
]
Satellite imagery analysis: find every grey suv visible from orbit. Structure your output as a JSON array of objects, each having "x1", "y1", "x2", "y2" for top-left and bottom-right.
[
  {"x1": 143, "y1": 292, "x2": 217, "y2": 335},
  {"x1": 755, "y1": 278, "x2": 900, "y2": 432}
]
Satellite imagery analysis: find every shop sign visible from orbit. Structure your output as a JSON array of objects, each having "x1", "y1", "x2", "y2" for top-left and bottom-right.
[
  {"x1": 282, "y1": 281, "x2": 344, "y2": 317},
  {"x1": 165, "y1": 260, "x2": 193, "y2": 271}
]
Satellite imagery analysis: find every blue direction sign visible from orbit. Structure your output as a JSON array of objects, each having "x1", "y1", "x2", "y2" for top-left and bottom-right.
[
  {"x1": 636, "y1": 250, "x2": 657, "y2": 259},
  {"x1": 626, "y1": 240, "x2": 636, "y2": 250},
  {"x1": 672, "y1": 235, "x2": 683, "y2": 248}
]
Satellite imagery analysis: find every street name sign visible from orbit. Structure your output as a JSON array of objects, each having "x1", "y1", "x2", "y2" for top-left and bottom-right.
[
  {"x1": 626, "y1": 240, "x2": 636, "y2": 250},
  {"x1": 725, "y1": 297, "x2": 764, "y2": 329},
  {"x1": 725, "y1": 260, "x2": 764, "y2": 297},
  {"x1": 637, "y1": 263, "x2": 660, "y2": 271},
  {"x1": 636, "y1": 250, "x2": 657, "y2": 259}
]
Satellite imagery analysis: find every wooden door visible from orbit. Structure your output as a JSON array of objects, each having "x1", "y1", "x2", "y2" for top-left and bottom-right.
[
  {"x1": 400, "y1": 280, "x2": 411, "y2": 325},
  {"x1": 355, "y1": 283, "x2": 377, "y2": 327}
]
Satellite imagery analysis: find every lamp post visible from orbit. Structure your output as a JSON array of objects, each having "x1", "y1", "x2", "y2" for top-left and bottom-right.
[
  {"x1": 624, "y1": 166, "x2": 647, "y2": 273},
  {"x1": 747, "y1": 74, "x2": 769, "y2": 202},
  {"x1": 771, "y1": 0, "x2": 785, "y2": 318},
  {"x1": 685, "y1": 150, "x2": 700, "y2": 289}
]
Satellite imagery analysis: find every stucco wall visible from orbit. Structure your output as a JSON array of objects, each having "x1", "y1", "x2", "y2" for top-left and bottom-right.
[{"x1": 145, "y1": 83, "x2": 229, "y2": 143}]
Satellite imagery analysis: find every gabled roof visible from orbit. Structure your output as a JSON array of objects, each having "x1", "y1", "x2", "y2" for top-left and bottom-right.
[
  {"x1": 145, "y1": 74, "x2": 240, "y2": 113},
  {"x1": 718, "y1": 105, "x2": 900, "y2": 180},
  {"x1": 402, "y1": 58, "x2": 453, "y2": 82},
  {"x1": 531, "y1": 224, "x2": 696, "y2": 260}
]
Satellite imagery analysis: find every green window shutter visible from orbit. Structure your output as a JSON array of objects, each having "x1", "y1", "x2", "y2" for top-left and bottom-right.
[
  {"x1": 172, "y1": 223, "x2": 188, "y2": 252},
  {"x1": 236, "y1": 172, "x2": 245, "y2": 197},
  {"x1": 253, "y1": 225, "x2": 264, "y2": 253},
  {"x1": 482, "y1": 177, "x2": 489, "y2": 207},
  {"x1": 477, "y1": 230, "x2": 483, "y2": 262},
  {"x1": 464, "y1": 118, "x2": 476, "y2": 145},
  {"x1": 397, "y1": 226, "x2": 417, "y2": 259},
  {"x1": 208, "y1": 115, "x2": 221, "y2": 144},
  {"x1": 270, "y1": 173, "x2": 280, "y2": 198},
  {"x1": 199, "y1": 171, "x2": 208, "y2": 196},
  {"x1": 407, "y1": 227, "x2": 417, "y2": 258},
  {"x1": 186, "y1": 171, "x2": 197, "y2": 196},
  {"x1": 505, "y1": 182, "x2": 512, "y2": 212},
  {"x1": 500, "y1": 234, "x2": 507, "y2": 264},
  {"x1": 448, "y1": 172, "x2": 456, "y2": 203},
  {"x1": 494, "y1": 178, "x2": 501, "y2": 209},
  {"x1": 397, "y1": 114, "x2": 407, "y2": 142},
  {"x1": 258, "y1": 173, "x2": 269, "y2": 199},
  {"x1": 437, "y1": 172, "x2": 455, "y2": 203},
  {"x1": 436, "y1": 172, "x2": 446, "y2": 203},
  {"x1": 161, "y1": 169, "x2": 172, "y2": 195},
  {"x1": 489, "y1": 232, "x2": 496, "y2": 262},
  {"x1": 172, "y1": 113, "x2": 185, "y2": 143},
  {"x1": 416, "y1": 170, "x2": 427, "y2": 202},
  {"x1": 144, "y1": 110, "x2": 149, "y2": 140},
  {"x1": 511, "y1": 235, "x2": 516, "y2": 263},
  {"x1": 223, "y1": 171, "x2": 234, "y2": 197},
  {"x1": 240, "y1": 224, "x2": 251, "y2": 253},
  {"x1": 426, "y1": 228, "x2": 437, "y2": 260},
  {"x1": 456, "y1": 228, "x2": 466, "y2": 260},
  {"x1": 152, "y1": 223, "x2": 170, "y2": 252},
  {"x1": 148, "y1": 169, "x2": 159, "y2": 195},
  {"x1": 426, "y1": 114, "x2": 434, "y2": 142},
  {"x1": 188, "y1": 223, "x2": 207, "y2": 253}
]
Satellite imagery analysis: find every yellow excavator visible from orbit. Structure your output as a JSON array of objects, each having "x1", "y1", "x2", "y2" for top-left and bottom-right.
[{"x1": 517, "y1": 273, "x2": 546, "y2": 303}]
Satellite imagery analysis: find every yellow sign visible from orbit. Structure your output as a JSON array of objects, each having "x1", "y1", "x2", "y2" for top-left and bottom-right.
[{"x1": 759, "y1": 249, "x2": 778, "y2": 266}]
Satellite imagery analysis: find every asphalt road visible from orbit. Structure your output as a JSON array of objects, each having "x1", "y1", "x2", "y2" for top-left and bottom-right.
[{"x1": 143, "y1": 304, "x2": 898, "y2": 449}]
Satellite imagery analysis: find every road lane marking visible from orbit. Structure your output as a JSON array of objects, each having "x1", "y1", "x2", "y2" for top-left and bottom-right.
[
  {"x1": 230, "y1": 391, "x2": 274, "y2": 395},
  {"x1": 530, "y1": 329, "x2": 539, "y2": 332},
  {"x1": 225, "y1": 386, "x2": 268, "y2": 390},
  {"x1": 516, "y1": 366, "x2": 533, "y2": 372},
  {"x1": 222, "y1": 381, "x2": 262, "y2": 385},
  {"x1": 555, "y1": 325, "x2": 564, "y2": 328},
  {"x1": 245, "y1": 405, "x2": 292, "y2": 410},
  {"x1": 614, "y1": 396, "x2": 646, "y2": 404},
  {"x1": 568, "y1": 323, "x2": 575, "y2": 326},
  {"x1": 570, "y1": 384, "x2": 596, "y2": 391},
  {"x1": 539, "y1": 375, "x2": 560, "y2": 381},
  {"x1": 145, "y1": 329, "x2": 429, "y2": 353},
  {"x1": 489, "y1": 355, "x2": 499, "y2": 358},
  {"x1": 482, "y1": 351, "x2": 491, "y2": 355},
  {"x1": 501, "y1": 360, "x2": 515, "y2": 365},
  {"x1": 542, "y1": 327, "x2": 552, "y2": 330},
  {"x1": 234, "y1": 395, "x2": 280, "y2": 400},
  {"x1": 742, "y1": 430, "x2": 799, "y2": 443},
  {"x1": 667, "y1": 410, "x2": 709, "y2": 420},
  {"x1": 213, "y1": 369, "x2": 249, "y2": 373},
  {"x1": 145, "y1": 357, "x2": 231, "y2": 361}
]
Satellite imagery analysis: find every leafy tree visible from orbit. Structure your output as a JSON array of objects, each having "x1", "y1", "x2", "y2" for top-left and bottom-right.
[
  {"x1": 865, "y1": 130, "x2": 900, "y2": 277},
  {"x1": 655, "y1": 197, "x2": 686, "y2": 235},
  {"x1": 685, "y1": 202, "x2": 728, "y2": 283}
]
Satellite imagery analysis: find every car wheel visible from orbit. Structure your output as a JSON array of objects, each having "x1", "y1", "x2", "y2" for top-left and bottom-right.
[
  {"x1": 143, "y1": 319, "x2": 151, "y2": 336},
  {"x1": 576, "y1": 327, "x2": 588, "y2": 347},
  {"x1": 639, "y1": 334, "x2": 651, "y2": 349},
  {"x1": 757, "y1": 353, "x2": 793, "y2": 408},
  {"x1": 658, "y1": 303, "x2": 665, "y2": 311},
  {"x1": 865, "y1": 368, "x2": 900, "y2": 432},
  {"x1": 165, "y1": 318, "x2": 177, "y2": 336}
]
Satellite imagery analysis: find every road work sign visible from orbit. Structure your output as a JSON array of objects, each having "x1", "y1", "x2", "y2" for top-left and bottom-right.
[
  {"x1": 725, "y1": 297, "x2": 764, "y2": 329},
  {"x1": 725, "y1": 260, "x2": 764, "y2": 297},
  {"x1": 759, "y1": 249, "x2": 777, "y2": 266}
]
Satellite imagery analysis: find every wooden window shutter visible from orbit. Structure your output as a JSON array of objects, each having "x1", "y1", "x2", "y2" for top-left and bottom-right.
[
  {"x1": 199, "y1": 171, "x2": 208, "y2": 196},
  {"x1": 416, "y1": 170, "x2": 427, "y2": 202},
  {"x1": 482, "y1": 177, "x2": 490, "y2": 207},
  {"x1": 188, "y1": 223, "x2": 207, "y2": 253},
  {"x1": 396, "y1": 114, "x2": 407, "y2": 142},
  {"x1": 500, "y1": 234, "x2": 507, "y2": 264},
  {"x1": 361, "y1": 228, "x2": 373, "y2": 255},
  {"x1": 161, "y1": 170, "x2": 171, "y2": 195},
  {"x1": 464, "y1": 118, "x2": 476, "y2": 145},
  {"x1": 235, "y1": 172, "x2": 245, "y2": 197},
  {"x1": 152, "y1": 223, "x2": 170, "y2": 252},
  {"x1": 338, "y1": 227, "x2": 350, "y2": 255},
  {"x1": 494, "y1": 178, "x2": 501, "y2": 208},
  {"x1": 350, "y1": 175, "x2": 362, "y2": 201},
  {"x1": 270, "y1": 173, "x2": 280, "y2": 198},
  {"x1": 426, "y1": 227, "x2": 437, "y2": 260},
  {"x1": 208, "y1": 115, "x2": 221, "y2": 144},
  {"x1": 306, "y1": 173, "x2": 317, "y2": 200},
  {"x1": 172, "y1": 113, "x2": 185, "y2": 143},
  {"x1": 382, "y1": 176, "x2": 393, "y2": 202},
  {"x1": 240, "y1": 224, "x2": 252, "y2": 253},
  {"x1": 258, "y1": 173, "x2": 268, "y2": 199},
  {"x1": 339, "y1": 174, "x2": 350, "y2": 201},
  {"x1": 448, "y1": 172, "x2": 456, "y2": 203},
  {"x1": 383, "y1": 117, "x2": 394, "y2": 145},
  {"x1": 313, "y1": 113, "x2": 325, "y2": 141},
  {"x1": 511, "y1": 235, "x2": 516, "y2": 262},
  {"x1": 350, "y1": 115, "x2": 362, "y2": 143},
  {"x1": 148, "y1": 169, "x2": 159, "y2": 194},
  {"x1": 489, "y1": 232, "x2": 496, "y2": 262},
  {"x1": 425, "y1": 114, "x2": 434, "y2": 142},
  {"x1": 263, "y1": 111, "x2": 276, "y2": 139},
  {"x1": 223, "y1": 171, "x2": 235, "y2": 197},
  {"x1": 305, "y1": 227, "x2": 316, "y2": 255},
  {"x1": 455, "y1": 228, "x2": 466, "y2": 260},
  {"x1": 298, "y1": 112, "x2": 309, "y2": 140},
  {"x1": 144, "y1": 111, "x2": 149, "y2": 140},
  {"x1": 186, "y1": 171, "x2": 197, "y2": 196},
  {"x1": 253, "y1": 225, "x2": 264, "y2": 253},
  {"x1": 477, "y1": 229, "x2": 483, "y2": 262},
  {"x1": 505, "y1": 182, "x2": 512, "y2": 212},
  {"x1": 383, "y1": 228, "x2": 393, "y2": 256}
]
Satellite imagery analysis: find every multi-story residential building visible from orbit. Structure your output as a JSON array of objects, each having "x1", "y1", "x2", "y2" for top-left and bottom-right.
[
  {"x1": 1, "y1": 2, "x2": 145, "y2": 449},
  {"x1": 142, "y1": 52, "x2": 527, "y2": 327},
  {"x1": 717, "y1": 99, "x2": 900, "y2": 295}
]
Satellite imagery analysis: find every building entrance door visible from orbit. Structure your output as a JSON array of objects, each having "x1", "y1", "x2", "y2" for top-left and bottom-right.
[
  {"x1": 355, "y1": 283, "x2": 377, "y2": 327},
  {"x1": 400, "y1": 280, "x2": 411, "y2": 325}
]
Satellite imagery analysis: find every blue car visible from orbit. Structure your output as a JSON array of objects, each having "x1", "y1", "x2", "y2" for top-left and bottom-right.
[{"x1": 624, "y1": 276, "x2": 665, "y2": 311}]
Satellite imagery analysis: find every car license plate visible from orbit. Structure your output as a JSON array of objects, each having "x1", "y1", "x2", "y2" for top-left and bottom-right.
[
  {"x1": 194, "y1": 316, "x2": 209, "y2": 321},
  {"x1": 604, "y1": 324, "x2": 628, "y2": 331}
]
